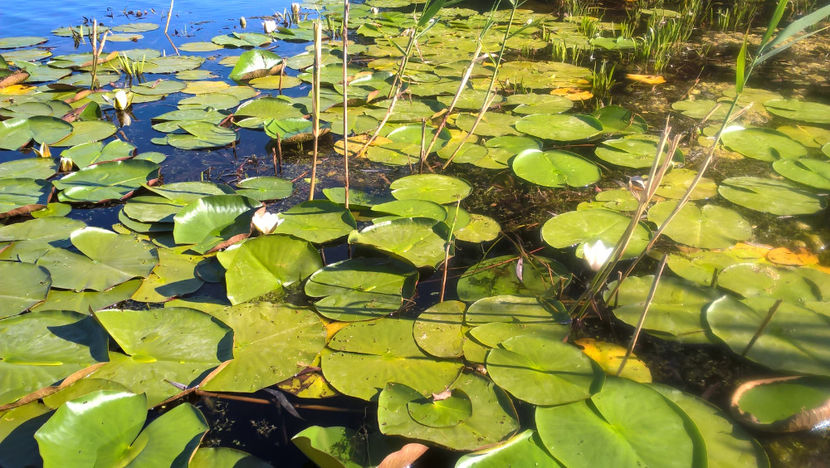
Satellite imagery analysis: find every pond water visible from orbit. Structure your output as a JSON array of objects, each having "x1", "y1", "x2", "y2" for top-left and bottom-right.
[{"x1": 1, "y1": 0, "x2": 829, "y2": 466}]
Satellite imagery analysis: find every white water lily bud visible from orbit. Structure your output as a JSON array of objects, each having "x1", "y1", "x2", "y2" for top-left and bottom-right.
[
  {"x1": 371, "y1": 7, "x2": 379, "y2": 15},
  {"x1": 59, "y1": 157, "x2": 74, "y2": 172},
  {"x1": 34, "y1": 142, "x2": 51, "y2": 158},
  {"x1": 252, "y1": 210, "x2": 282, "y2": 234},
  {"x1": 263, "y1": 20, "x2": 277, "y2": 33},
  {"x1": 583, "y1": 240, "x2": 613, "y2": 272},
  {"x1": 240, "y1": 17, "x2": 247, "y2": 29},
  {"x1": 112, "y1": 89, "x2": 133, "y2": 110}
]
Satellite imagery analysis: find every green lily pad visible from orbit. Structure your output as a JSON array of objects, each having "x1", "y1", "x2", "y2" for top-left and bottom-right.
[
  {"x1": 721, "y1": 128, "x2": 807, "y2": 161},
  {"x1": 536, "y1": 377, "x2": 698, "y2": 468},
  {"x1": 90, "y1": 308, "x2": 232, "y2": 405},
  {"x1": 291, "y1": 425, "x2": 377, "y2": 468},
  {"x1": 178, "y1": 93, "x2": 240, "y2": 111},
  {"x1": 607, "y1": 275, "x2": 719, "y2": 344},
  {"x1": 145, "y1": 181, "x2": 234, "y2": 204},
  {"x1": 235, "y1": 176, "x2": 293, "y2": 201},
  {"x1": 112, "y1": 22, "x2": 159, "y2": 33},
  {"x1": 655, "y1": 168, "x2": 718, "y2": 200},
  {"x1": 413, "y1": 301, "x2": 466, "y2": 359},
  {"x1": 173, "y1": 194, "x2": 258, "y2": 254},
  {"x1": 0, "y1": 261, "x2": 51, "y2": 318},
  {"x1": 0, "y1": 177, "x2": 50, "y2": 216},
  {"x1": 36, "y1": 227, "x2": 157, "y2": 291},
  {"x1": 0, "y1": 117, "x2": 73, "y2": 150},
  {"x1": 53, "y1": 159, "x2": 158, "y2": 203},
  {"x1": 764, "y1": 99, "x2": 830, "y2": 124},
  {"x1": 717, "y1": 176, "x2": 824, "y2": 215},
  {"x1": 35, "y1": 391, "x2": 207, "y2": 467},
  {"x1": 348, "y1": 217, "x2": 448, "y2": 269},
  {"x1": 321, "y1": 317, "x2": 463, "y2": 401},
  {"x1": 772, "y1": 158, "x2": 830, "y2": 190},
  {"x1": 512, "y1": 149, "x2": 600, "y2": 187},
  {"x1": 0, "y1": 402, "x2": 52, "y2": 467},
  {"x1": 122, "y1": 196, "x2": 183, "y2": 224},
  {"x1": 372, "y1": 199, "x2": 446, "y2": 221},
  {"x1": 595, "y1": 135, "x2": 679, "y2": 168},
  {"x1": 31, "y1": 279, "x2": 141, "y2": 315},
  {"x1": 706, "y1": 295, "x2": 830, "y2": 376},
  {"x1": 652, "y1": 384, "x2": 769, "y2": 466},
  {"x1": 506, "y1": 93, "x2": 573, "y2": 114},
  {"x1": 131, "y1": 80, "x2": 186, "y2": 96},
  {"x1": 223, "y1": 234, "x2": 322, "y2": 305},
  {"x1": 454, "y1": 112, "x2": 521, "y2": 137},
  {"x1": 390, "y1": 174, "x2": 471, "y2": 204},
  {"x1": 53, "y1": 120, "x2": 117, "y2": 147},
  {"x1": 131, "y1": 248, "x2": 204, "y2": 303},
  {"x1": 201, "y1": 302, "x2": 325, "y2": 392},
  {"x1": 264, "y1": 118, "x2": 314, "y2": 143},
  {"x1": 671, "y1": 99, "x2": 729, "y2": 120},
  {"x1": 229, "y1": 49, "x2": 283, "y2": 81},
  {"x1": 305, "y1": 257, "x2": 417, "y2": 322},
  {"x1": 60, "y1": 140, "x2": 136, "y2": 169},
  {"x1": 178, "y1": 42, "x2": 223, "y2": 52},
  {"x1": 274, "y1": 200, "x2": 357, "y2": 244},
  {"x1": 465, "y1": 294, "x2": 569, "y2": 325},
  {"x1": 190, "y1": 448, "x2": 272, "y2": 468},
  {"x1": 515, "y1": 114, "x2": 603, "y2": 141},
  {"x1": 455, "y1": 430, "x2": 563, "y2": 467},
  {"x1": 731, "y1": 377, "x2": 830, "y2": 432},
  {"x1": 647, "y1": 201, "x2": 752, "y2": 249},
  {"x1": 487, "y1": 334, "x2": 600, "y2": 405},
  {"x1": 455, "y1": 214, "x2": 500, "y2": 243},
  {"x1": 457, "y1": 255, "x2": 569, "y2": 302},
  {"x1": 541, "y1": 209, "x2": 650, "y2": 259},
  {"x1": 0, "y1": 37, "x2": 47, "y2": 49},
  {"x1": 0, "y1": 311, "x2": 107, "y2": 406},
  {"x1": 377, "y1": 372, "x2": 518, "y2": 451},
  {"x1": 593, "y1": 105, "x2": 648, "y2": 135}
]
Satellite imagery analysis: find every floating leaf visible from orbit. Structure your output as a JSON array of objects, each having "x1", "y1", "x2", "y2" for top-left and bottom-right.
[
  {"x1": 274, "y1": 200, "x2": 357, "y2": 244},
  {"x1": 0, "y1": 37, "x2": 47, "y2": 49},
  {"x1": 718, "y1": 176, "x2": 824, "y2": 215},
  {"x1": 90, "y1": 308, "x2": 232, "y2": 406},
  {"x1": 348, "y1": 218, "x2": 447, "y2": 269},
  {"x1": 322, "y1": 317, "x2": 463, "y2": 401},
  {"x1": 456, "y1": 255, "x2": 569, "y2": 302},
  {"x1": 223, "y1": 235, "x2": 322, "y2": 305},
  {"x1": 35, "y1": 391, "x2": 207, "y2": 467},
  {"x1": 536, "y1": 377, "x2": 698, "y2": 468},
  {"x1": 53, "y1": 160, "x2": 159, "y2": 203},
  {"x1": 201, "y1": 302, "x2": 325, "y2": 392},
  {"x1": 595, "y1": 135, "x2": 679, "y2": 168},
  {"x1": 131, "y1": 248, "x2": 204, "y2": 303},
  {"x1": 173, "y1": 194, "x2": 258, "y2": 254},
  {"x1": 0, "y1": 178, "x2": 50, "y2": 216},
  {"x1": 706, "y1": 295, "x2": 830, "y2": 377},
  {"x1": 455, "y1": 430, "x2": 563, "y2": 467},
  {"x1": 764, "y1": 99, "x2": 830, "y2": 124},
  {"x1": 647, "y1": 201, "x2": 752, "y2": 249},
  {"x1": 0, "y1": 158, "x2": 56, "y2": 180},
  {"x1": 487, "y1": 335, "x2": 600, "y2": 405},
  {"x1": 53, "y1": 120, "x2": 117, "y2": 147},
  {"x1": 515, "y1": 114, "x2": 603, "y2": 141},
  {"x1": 721, "y1": 128, "x2": 807, "y2": 161},
  {"x1": 607, "y1": 275, "x2": 718, "y2": 344},
  {"x1": 0, "y1": 262, "x2": 51, "y2": 318},
  {"x1": 229, "y1": 49, "x2": 283, "y2": 81},
  {"x1": 465, "y1": 295, "x2": 569, "y2": 325},
  {"x1": 772, "y1": 158, "x2": 830, "y2": 190},
  {"x1": 0, "y1": 311, "x2": 107, "y2": 406},
  {"x1": 731, "y1": 377, "x2": 830, "y2": 432},
  {"x1": 541, "y1": 209, "x2": 650, "y2": 259},
  {"x1": 512, "y1": 149, "x2": 600, "y2": 187},
  {"x1": 655, "y1": 168, "x2": 717, "y2": 200},
  {"x1": 575, "y1": 338, "x2": 652, "y2": 383},
  {"x1": 455, "y1": 214, "x2": 500, "y2": 243},
  {"x1": 413, "y1": 301, "x2": 465, "y2": 359},
  {"x1": 305, "y1": 257, "x2": 417, "y2": 322},
  {"x1": 390, "y1": 174, "x2": 471, "y2": 204},
  {"x1": 377, "y1": 372, "x2": 519, "y2": 451}
]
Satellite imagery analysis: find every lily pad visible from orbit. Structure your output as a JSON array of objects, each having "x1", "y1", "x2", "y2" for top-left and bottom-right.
[
  {"x1": 90, "y1": 308, "x2": 232, "y2": 406},
  {"x1": 772, "y1": 158, "x2": 830, "y2": 190},
  {"x1": 32, "y1": 279, "x2": 141, "y2": 315},
  {"x1": 536, "y1": 377, "x2": 699, "y2": 468},
  {"x1": 131, "y1": 248, "x2": 204, "y2": 303},
  {"x1": 717, "y1": 176, "x2": 824, "y2": 215},
  {"x1": 511, "y1": 149, "x2": 600, "y2": 187},
  {"x1": 413, "y1": 301, "x2": 466, "y2": 359},
  {"x1": 321, "y1": 317, "x2": 463, "y2": 401},
  {"x1": 607, "y1": 275, "x2": 719, "y2": 344},
  {"x1": 721, "y1": 128, "x2": 807, "y2": 161},
  {"x1": 53, "y1": 159, "x2": 159, "y2": 203},
  {"x1": 764, "y1": 99, "x2": 830, "y2": 124},
  {"x1": 0, "y1": 262, "x2": 51, "y2": 318},
  {"x1": 0, "y1": 37, "x2": 47, "y2": 49},
  {"x1": 541, "y1": 209, "x2": 650, "y2": 259},
  {"x1": 456, "y1": 255, "x2": 569, "y2": 302},
  {"x1": 229, "y1": 49, "x2": 283, "y2": 81},
  {"x1": 201, "y1": 302, "x2": 325, "y2": 392},
  {"x1": 305, "y1": 257, "x2": 418, "y2": 322},
  {"x1": 465, "y1": 295, "x2": 569, "y2": 326},
  {"x1": 455, "y1": 430, "x2": 562, "y2": 467},
  {"x1": 35, "y1": 391, "x2": 207, "y2": 467},
  {"x1": 655, "y1": 168, "x2": 718, "y2": 200},
  {"x1": 348, "y1": 218, "x2": 448, "y2": 269},
  {"x1": 377, "y1": 372, "x2": 518, "y2": 451},
  {"x1": 390, "y1": 174, "x2": 471, "y2": 204},
  {"x1": 53, "y1": 120, "x2": 117, "y2": 147},
  {"x1": 455, "y1": 214, "x2": 500, "y2": 243},
  {"x1": 515, "y1": 114, "x2": 603, "y2": 141},
  {"x1": 595, "y1": 135, "x2": 679, "y2": 168},
  {"x1": 0, "y1": 158, "x2": 55, "y2": 181},
  {"x1": 173, "y1": 194, "x2": 258, "y2": 254},
  {"x1": 223, "y1": 235, "x2": 323, "y2": 305},
  {"x1": 647, "y1": 201, "x2": 752, "y2": 249},
  {"x1": 731, "y1": 377, "x2": 830, "y2": 432},
  {"x1": 706, "y1": 295, "x2": 830, "y2": 377},
  {"x1": 235, "y1": 176, "x2": 293, "y2": 201},
  {"x1": 487, "y1": 334, "x2": 600, "y2": 405},
  {"x1": 0, "y1": 310, "x2": 107, "y2": 406},
  {"x1": 274, "y1": 200, "x2": 357, "y2": 244}
]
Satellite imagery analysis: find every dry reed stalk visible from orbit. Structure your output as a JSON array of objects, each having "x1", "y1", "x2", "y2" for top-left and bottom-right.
[
  {"x1": 616, "y1": 255, "x2": 667, "y2": 376},
  {"x1": 342, "y1": 0, "x2": 351, "y2": 209},
  {"x1": 440, "y1": 198, "x2": 462, "y2": 302},
  {"x1": 309, "y1": 21, "x2": 322, "y2": 201}
]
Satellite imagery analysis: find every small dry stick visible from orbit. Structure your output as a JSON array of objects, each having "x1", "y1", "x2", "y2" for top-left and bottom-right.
[
  {"x1": 164, "y1": 0, "x2": 174, "y2": 34},
  {"x1": 616, "y1": 255, "x2": 667, "y2": 376},
  {"x1": 342, "y1": 0, "x2": 351, "y2": 209},
  {"x1": 309, "y1": 21, "x2": 322, "y2": 201},
  {"x1": 741, "y1": 299, "x2": 783, "y2": 357}
]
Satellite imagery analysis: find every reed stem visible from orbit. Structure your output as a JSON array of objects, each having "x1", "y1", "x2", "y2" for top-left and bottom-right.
[
  {"x1": 309, "y1": 21, "x2": 322, "y2": 201},
  {"x1": 342, "y1": 0, "x2": 351, "y2": 209}
]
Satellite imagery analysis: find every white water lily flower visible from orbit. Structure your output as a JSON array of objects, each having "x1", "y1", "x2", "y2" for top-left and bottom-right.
[
  {"x1": 263, "y1": 20, "x2": 277, "y2": 33},
  {"x1": 104, "y1": 89, "x2": 134, "y2": 111},
  {"x1": 252, "y1": 210, "x2": 282, "y2": 234},
  {"x1": 583, "y1": 240, "x2": 613, "y2": 272}
]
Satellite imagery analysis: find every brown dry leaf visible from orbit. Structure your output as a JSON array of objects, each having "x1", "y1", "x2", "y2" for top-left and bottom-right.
[
  {"x1": 767, "y1": 247, "x2": 819, "y2": 266},
  {"x1": 550, "y1": 87, "x2": 593, "y2": 101},
  {"x1": 378, "y1": 443, "x2": 429, "y2": 468},
  {"x1": 728, "y1": 242, "x2": 772, "y2": 260},
  {"x1": 625, "y1": 74, "x2": 666, "y2": 85},
  {"x1": 574, "y1": 338, "x2": 652, "y2": 383}
]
